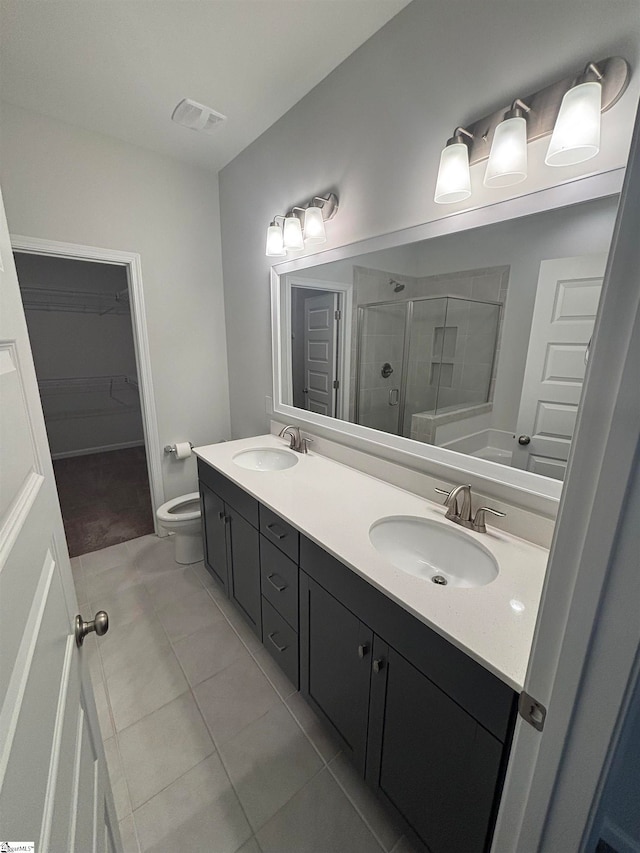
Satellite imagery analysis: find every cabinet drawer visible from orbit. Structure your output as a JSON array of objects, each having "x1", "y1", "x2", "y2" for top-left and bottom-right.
[
  {"x1": 262, "y1": 597, "x2": 299, "y2": 688},
  {"x1": 260, "y1": 505, "x2": 299, "y2": 563},
  {"x1": 197, "y1": 459, "x2": 258, "y2": 528},
  {"x1": 260, "y1": 537, "x2": 298, "y2": 630}
]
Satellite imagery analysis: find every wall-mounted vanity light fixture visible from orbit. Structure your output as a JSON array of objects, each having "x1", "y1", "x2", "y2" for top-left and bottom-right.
[
  {"x1": 434, "y1": 56, "x2": 630, "y2": 204},
  {"x1": 265, "y1": 193, "x2": 338, "y2": 257}
]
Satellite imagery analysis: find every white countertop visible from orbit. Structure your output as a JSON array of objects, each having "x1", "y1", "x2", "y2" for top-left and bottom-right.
[{"x1": 194, "y1": 434, "x2": 549, "y2": 691}]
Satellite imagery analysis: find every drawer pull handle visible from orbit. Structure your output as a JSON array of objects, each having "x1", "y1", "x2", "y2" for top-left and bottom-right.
[
  {"x1": 268, "y1": 632, "x2": 288, "y2": 653},
  {"x1": 358, "y1": 643, "x2": 369, "y2": 659},
  {"x1": 373, "y1": 658, "x2": 385, "y2": 673},
  {"x1": 267, "y1": 573, "x2": 287, "y2": 592},
  {"x1": 266, "y1": 523, "x2": 286, "y2": 540}
]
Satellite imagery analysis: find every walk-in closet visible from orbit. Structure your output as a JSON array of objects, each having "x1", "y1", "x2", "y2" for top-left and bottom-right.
[{"x1": 15, "y1": 252, "x2": 154, "y2": 556}]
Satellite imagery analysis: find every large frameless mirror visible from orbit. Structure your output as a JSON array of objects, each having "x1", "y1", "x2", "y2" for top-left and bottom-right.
[{"x1": 272, "y1": 175, "x2": 622, "y2": 503}]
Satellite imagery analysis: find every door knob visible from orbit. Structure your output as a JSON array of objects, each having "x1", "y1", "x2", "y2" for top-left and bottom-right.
[
  {"x1": 518, "y1": 435, "x2": 531, "y2": 446},
  {"x1": 75, "y1": 611, "x2": 109, "y2": 647}
]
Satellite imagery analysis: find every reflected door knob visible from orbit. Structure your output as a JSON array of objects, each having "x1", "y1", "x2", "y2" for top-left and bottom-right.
[
  {"x1": 75, "y1": 610, "x2": 109, "y2": 647},
  {"x1": 518, "y1": 435, "x2": 531, "y2": 446}
]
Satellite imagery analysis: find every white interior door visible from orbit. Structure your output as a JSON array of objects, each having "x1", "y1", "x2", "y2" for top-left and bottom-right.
[
  {"x1": 512, "y1": 253, "x2": 607, "y2": 480},
  {"x1": 304, "y1": 292, "x2": 339, "y2": 416},
  {"x1": 0, "y1": 186, "x2": 119, "y2": 852}
]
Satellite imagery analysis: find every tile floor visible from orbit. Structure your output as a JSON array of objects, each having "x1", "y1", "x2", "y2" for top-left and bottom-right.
[
  {"x1": 72, "y1": 534, "x2": 419, "y2": 853},
  {"x1": 55, "y1": 445, "x2": 154, "y2": 557}
]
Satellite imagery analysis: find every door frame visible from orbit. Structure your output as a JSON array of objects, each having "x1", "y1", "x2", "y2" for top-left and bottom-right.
[
  {"x1": 282, "y1": 275, "x2": 353, "y2": 421},
  {"x1": 492, "y1": 105, "x2": 640, "y2": 850},
  {"x1": 10, "y1": 234, "x2": 164, "y2": 534}
]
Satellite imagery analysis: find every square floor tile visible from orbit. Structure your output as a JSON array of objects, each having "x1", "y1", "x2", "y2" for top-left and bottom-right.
[
  {"x1": 85, "y1": 561, "x2": 142, "y2": 604},
  {"x1": 118, "y1": 692, "x2": 215, "y2": 809},
  {"x1": 144, "y1": 564, "x2": 206, "y2": 607},
  {"x1": 285, "y1": 692, "x2": 341, "y2": 764},
  {"x1": 155, "y1": 587, "x2": 224, "y2": 642},
  {"x1": 218, "y1": 703, "x2": 323, "y2": 831},
  {"x1": 107, "y1": 636, "x2": 189, "y2": 732},
  {"x1": 256, "y1": 767, "x2": 384, "y2": 853},
  {"x1": 329, "y1": 754, "x2": 402, "y2": 851},
  {"x1": 104, "y1": 736, "x2": 132, "y2": 821},
  {"x1": 93, "y1": 583, "x2": 155, "y2": 629},
  {"x1": 173, "y1": 620, "x2": 246, "y2": 687},
  {"x1": 118, "y1": 814, "x2": 140, "y2": 853},
  {"x1": 133, "y1": 541, "x2": 185, "y2": 586},
  {"x1": 194, "y1": 653, "x2": 281, "y2": 746},
  {"x1": 93, "y1": 679, "x2": 114, "y2": 741},
  {"x1": 82, "y1": 542, "x2": 131, "y2": 575},
  {"x1": 133, "y1": 754, "x2": 251, "y2": 853},
  {"x1": 100, "y1": 611, "x2": 167, "y2": 680},
  {"x1": 251, "y1": 645, "x2": 297, "y2": 701}
]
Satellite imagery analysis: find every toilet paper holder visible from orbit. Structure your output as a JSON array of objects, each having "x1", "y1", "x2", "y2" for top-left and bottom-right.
[{"x1": 164, "y1": 442, "x2": 194, "y2": 455}]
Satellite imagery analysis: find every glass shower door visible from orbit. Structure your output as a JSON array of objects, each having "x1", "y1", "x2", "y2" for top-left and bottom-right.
[
  {"x1": 401, "y1": 298, "x2": 448, "y2": 439},
  {"x1": 356, "y1": 302, "x2": 407, "y2": 435}
]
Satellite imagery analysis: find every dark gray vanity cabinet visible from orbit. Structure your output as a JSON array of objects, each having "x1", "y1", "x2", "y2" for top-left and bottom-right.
[
  {"x1": 366, "y1": 640, "x2": 506, "y2": 853},
  {"x1": 198, "y1": 460, "x2": 262, "y2": 638},
  {"x1": 259, "y1": 506, "x2": 300, "y2": 688},
  {"x1": 299, "y1": 535, "x2": 517, "y2": 853},
  {"x1": 200, "y1": 483, "x2": 230, "y2": 593},
  {"x1": 299, "y1": 572, "x2": 373, "y2": 774}
]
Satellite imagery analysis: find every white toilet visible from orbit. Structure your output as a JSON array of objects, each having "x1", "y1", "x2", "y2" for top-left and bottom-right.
[{"x1": 156, "y1": 492, "x2": 203, "y2": 564}]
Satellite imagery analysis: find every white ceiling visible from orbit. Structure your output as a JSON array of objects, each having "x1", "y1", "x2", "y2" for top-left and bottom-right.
[{"x1": 0, "y1": 0, "x2": 411, "y2": 173}]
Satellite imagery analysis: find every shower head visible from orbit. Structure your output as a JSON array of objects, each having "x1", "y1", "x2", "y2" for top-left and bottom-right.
[{"x1": 390, "y1": 279, "x2": 405, "y2": 293}]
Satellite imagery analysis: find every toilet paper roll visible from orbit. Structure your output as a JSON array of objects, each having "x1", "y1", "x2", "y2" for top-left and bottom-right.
[{"x1": 174, "y1": 441, "x2": 192, "y2": 460}]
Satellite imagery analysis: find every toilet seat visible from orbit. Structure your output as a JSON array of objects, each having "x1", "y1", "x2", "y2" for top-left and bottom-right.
[{"x1": 156, "y1": 492, "x2": 201, "y2": 523}]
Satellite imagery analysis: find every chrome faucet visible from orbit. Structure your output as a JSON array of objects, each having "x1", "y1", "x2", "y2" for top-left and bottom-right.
[
  {"x1": 435, "y1": 484, "x2": 506, "y2": 533},
  {"x1": 278, "y1": 425, "x2": 313, "y2": 454}
]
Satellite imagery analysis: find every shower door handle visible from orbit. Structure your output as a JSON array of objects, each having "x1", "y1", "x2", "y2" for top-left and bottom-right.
[{"x1": 389, "y1": 388, "x2": 399, "y2": 406}]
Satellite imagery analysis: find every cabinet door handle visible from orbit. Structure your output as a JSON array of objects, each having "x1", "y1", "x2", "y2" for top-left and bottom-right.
[
  {"x1": 266, "y1": 573, "x2": 287, "y2": 592},
  {"x1": 357, "y1": 643, "x2": 369, "y2": 659},
  {"x1": 218, "y1": 511, "x2": 230, "y2": 523},
  {"x1": 218, "y1": 511, "x2": 225, "y2": 520},
  {"x1": 373, "y1": 658, "x2": 385, "y2": 673},
  {"x1": 266, "y1": 523, "x2": 286, "y2": 540},
  {"x1": 267, "y1": 632, "x2": 288, "y2": 653}
]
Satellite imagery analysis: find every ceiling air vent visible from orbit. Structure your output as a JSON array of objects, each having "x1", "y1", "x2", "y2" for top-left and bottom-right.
[{"x1": 171, "y1": 98, "x2": 227, "y2": 134}]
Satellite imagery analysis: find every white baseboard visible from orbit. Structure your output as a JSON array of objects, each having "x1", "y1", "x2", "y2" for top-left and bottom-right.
[
  {"x1": 600, "y1": 817, "x2": 640, "y2": 853},
  {"x1": 51, "y1": 440, "x2": 145, "y2": 460}
]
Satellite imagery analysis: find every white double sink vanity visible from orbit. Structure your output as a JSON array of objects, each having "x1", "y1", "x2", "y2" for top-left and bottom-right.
[{"x1": 194, "y1": 431, "x2": 549, "y2": 853}]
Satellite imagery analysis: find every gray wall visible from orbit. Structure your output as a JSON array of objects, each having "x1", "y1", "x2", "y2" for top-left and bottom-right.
[
  {"x1": 0, "y1": 102, "x2": 231, "y2": 502},
  {"x1": 218, "y1": 0, "x2": 640, "y2": 440}
]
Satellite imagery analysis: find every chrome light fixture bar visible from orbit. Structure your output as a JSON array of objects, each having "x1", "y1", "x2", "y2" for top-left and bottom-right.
[
  {"x1": 265, "y1": 192, "x2": 338, "y2": 257},
  {"x1": 434, "y1": 55, "x2": 629, "y2": 204}
]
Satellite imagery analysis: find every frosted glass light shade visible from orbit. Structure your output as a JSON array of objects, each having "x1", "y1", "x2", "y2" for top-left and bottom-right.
[
  {"x1": 265, "y1": 222, "x2": 285, "y2": 257},
  {"x1": 545, "y1": 81, "x2": 601, "y2": 167},
  {"x1": 303, "y1": 206, "x2": 326, "y2": 244},
  {"x1": 484, "y1": 116, "x2": 528, "y2": 188},
  {"x1": 434, "y1": 142, "x2": 471, "y2": 204},
  {"x1": 283, "y1": 215, "x2": 304, "y2": 250}
]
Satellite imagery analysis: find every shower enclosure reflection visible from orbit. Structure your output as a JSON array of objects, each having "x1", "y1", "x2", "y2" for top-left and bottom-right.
[{"x1": 355, "y1": 296, "x2": 501, "y2": 444}]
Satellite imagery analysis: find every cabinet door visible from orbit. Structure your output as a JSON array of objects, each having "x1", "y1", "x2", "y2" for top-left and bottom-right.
[
  {"x1": 299, "y1": 572, "x2": 373, "y2": 774},
  {"x1": 367, "y1": 640, "x2": 504, "y2": 853},
  {"x1": 200, "y1": 483, "x2": 230, "y2": 593},
  {"x1": 228, "y1": 509, "x2": 262, "y2": 638}
]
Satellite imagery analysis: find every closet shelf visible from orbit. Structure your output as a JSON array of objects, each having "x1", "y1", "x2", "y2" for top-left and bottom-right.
[
  {"x1": 38, "y1": 374, "x2": 140, "y2": 421},
  {"x1": 22, "y1": 286, "x2": 130, "y2": 316}
]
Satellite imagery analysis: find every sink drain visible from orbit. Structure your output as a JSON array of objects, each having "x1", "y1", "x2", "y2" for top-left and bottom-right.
[{"x1": 432, "y1": 575, "x2": 448, "y2": 585}]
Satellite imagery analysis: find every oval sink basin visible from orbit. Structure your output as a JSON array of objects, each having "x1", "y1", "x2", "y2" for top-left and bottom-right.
[
  {"x1": 369, "y1": 516, "x2": 498, "y2": 588},
  {"x1": 233, "y1": 447, "x2": 299, "y2": 471}
]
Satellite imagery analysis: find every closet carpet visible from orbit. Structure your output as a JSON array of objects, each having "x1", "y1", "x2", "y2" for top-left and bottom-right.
[{"x1": 54, "y1": 445, "x2": 154, "y2": 557}]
